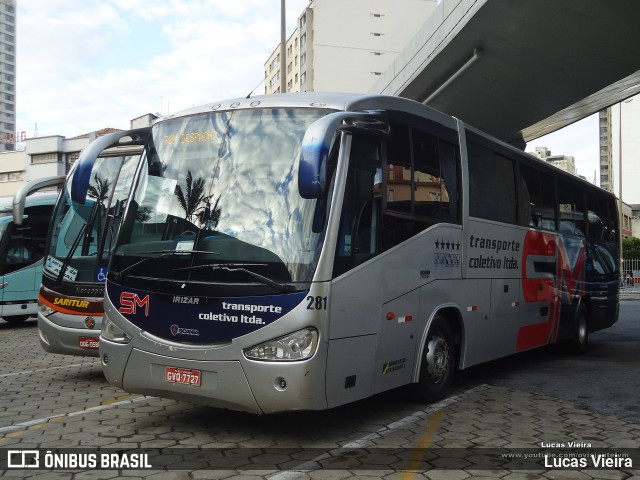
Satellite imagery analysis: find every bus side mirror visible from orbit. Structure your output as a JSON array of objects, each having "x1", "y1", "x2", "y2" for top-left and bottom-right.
[{"x1": 298, "y1": 111, "x2": 388, "y2": 199}]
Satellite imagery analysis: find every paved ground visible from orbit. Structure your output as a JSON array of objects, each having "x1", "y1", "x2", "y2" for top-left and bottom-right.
[{"x1": 0, "y1": 303, "x2": 638, "y2": 479}]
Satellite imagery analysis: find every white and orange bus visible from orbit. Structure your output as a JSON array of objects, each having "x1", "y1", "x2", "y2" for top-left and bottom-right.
[{"x1": 38, "y1": 129, "x2": 148, "y2": 356}]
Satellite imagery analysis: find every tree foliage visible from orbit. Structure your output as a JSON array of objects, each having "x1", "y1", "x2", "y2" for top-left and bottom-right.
[{"x1": 622, "y1": 236, "x2": 640, "y2": 260}]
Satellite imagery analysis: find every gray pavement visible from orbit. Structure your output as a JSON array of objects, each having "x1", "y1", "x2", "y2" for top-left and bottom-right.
[
  {"x1": 0, "y1": 310, "x2": 638, "y2": 479},
  {"x1": 620, "y1": 286, "x2": 640, "y2": 301}
]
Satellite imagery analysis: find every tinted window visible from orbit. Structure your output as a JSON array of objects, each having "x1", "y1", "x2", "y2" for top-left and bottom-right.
[
  {"x1": 383, "y1": 122, "x2": 460, "y2": 250},
  {"x1": 333, "y1": 137, "x2": 382, "y2": 277},
  {"x1": 519, "y1": 164, "x2": 556, "y2": 229},
  {"x1": 468, "y1": 141, "x2": 516, "y2": 224},
  {"x1": 557, "y1": 180, "x2": 586, "y2": 237}
]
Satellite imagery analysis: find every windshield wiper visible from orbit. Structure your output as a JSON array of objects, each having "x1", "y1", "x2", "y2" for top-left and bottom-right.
[
  {"x1": 113, "y1": 249, "x2": 220, "y2": 280},
  {"x1": 174, "y1": 263, "x2": 296, "y2": 293}
]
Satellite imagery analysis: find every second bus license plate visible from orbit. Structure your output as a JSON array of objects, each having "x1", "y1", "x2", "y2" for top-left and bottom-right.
[
  {"x1": 78, "y1": 337, "x2": 99, "y2": 349},
  {"x1": 165, "y1": 366, "x2": 201, "y2": 386}
]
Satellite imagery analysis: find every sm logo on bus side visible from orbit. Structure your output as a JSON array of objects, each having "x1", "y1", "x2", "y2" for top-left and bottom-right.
[{"x1": 119, "y1": 292, "x2": 150, "y2": 316}]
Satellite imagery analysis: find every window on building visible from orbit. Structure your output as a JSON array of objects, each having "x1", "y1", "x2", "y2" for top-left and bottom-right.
[
  {"x1": 30, "y1": 152, "x2": 61, "y2": 164},
  {"x1": 0, "y1": 170, "x2": 21, "y2": 182}
]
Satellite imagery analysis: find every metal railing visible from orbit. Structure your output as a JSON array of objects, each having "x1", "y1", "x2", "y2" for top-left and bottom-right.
[{"x1": 621, "y1": 258, "x2": 640, "y2": 288}]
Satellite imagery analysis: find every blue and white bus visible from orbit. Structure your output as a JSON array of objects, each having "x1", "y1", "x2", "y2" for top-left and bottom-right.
[
  {"x1": 0, "y1": 176, "x2": 64, "y2": 324},
  {"x1": 37, "y1": 129, "x2": 148, "y2": 356},
  {"x1": 96, "y1": 93, "x2": 619, "y2": 413}
]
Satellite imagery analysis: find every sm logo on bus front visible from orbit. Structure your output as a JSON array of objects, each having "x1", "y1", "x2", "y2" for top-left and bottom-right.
[{"x1": 119, "y1": 292, "x2": 150, "y2": 316}]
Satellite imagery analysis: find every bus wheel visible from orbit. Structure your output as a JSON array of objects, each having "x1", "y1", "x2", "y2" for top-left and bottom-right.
[
  {"x1": 569, "y1": 308, "x2": 589, "y2": 354},
  {"x1": 4, "y1": 315, "x2": 30, "y2": 324},
  {"x1": 416, "y1": 316, "x2": 455, "y2": 402}
]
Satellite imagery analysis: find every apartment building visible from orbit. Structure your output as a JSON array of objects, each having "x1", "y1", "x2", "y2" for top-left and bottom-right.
[
  {"x1": 0, "y1": 0, "x2": 15, "y2": 152},
  {"x1": 264, "y1": 0, "x2": 437, "y2": 95}
]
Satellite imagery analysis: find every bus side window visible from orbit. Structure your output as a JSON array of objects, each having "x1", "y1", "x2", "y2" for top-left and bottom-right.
[
  {"x1": 382, "y1": 122, "x2": 460, "y2": 251},
  {"x1": 519, "y1": 164, "x2": 556, "y2": 229},
  {"x1": 2, "y1": 221, "x2": 34, "y2": 274},
  {"x1": 467, "y1": 141, "x2": 517, "y2": 224},
  {"x1": 557, "y1": 180, "x2": 586, "y2": 237}
]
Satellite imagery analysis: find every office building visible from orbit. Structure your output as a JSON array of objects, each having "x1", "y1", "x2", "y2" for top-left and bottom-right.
[
  {"x1": 264, "y1": 0, "x2": 437, "y2": 95},
  {"x1": 531, "y1": 146, "x2": 576, "y2": 175},
  {"x1": 600, "y1": 95, "x2": 640, "y2": 204},
  {"x1": 0, "y1": 113, "x2": 157, "y2": 197}
]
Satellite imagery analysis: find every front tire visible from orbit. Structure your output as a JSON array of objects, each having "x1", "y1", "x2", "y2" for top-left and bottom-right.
[
  {"x1": 415, "y1": 316, "x2": 456, "y2": 402},
  {"x1": 568, "y1": 307, "x2": 589, "y2": 354},
  {"x1": 4, "y1": 315, "x2": 30, "y2": 324}
]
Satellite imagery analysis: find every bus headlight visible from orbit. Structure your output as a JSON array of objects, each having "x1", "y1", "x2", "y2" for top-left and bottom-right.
[
  {"x1": 243, "y1": 327, "x2": 318, "y2": 362},
  {"x1": 101, "y1": 316, "x2": 131, "y2": 344},
  {"x1": 38, "y1": 299, "x2": 54, "y2": 317}
]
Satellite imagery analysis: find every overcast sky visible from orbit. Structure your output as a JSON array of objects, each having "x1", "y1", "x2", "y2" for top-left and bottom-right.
[{"x1": 15, "y1": 0, "x2": 599, "y2": 184}]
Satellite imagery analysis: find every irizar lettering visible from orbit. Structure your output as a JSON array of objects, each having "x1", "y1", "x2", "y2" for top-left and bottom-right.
[{"x1": 173, "y1": 296, "x2": 199, "y2": 304}]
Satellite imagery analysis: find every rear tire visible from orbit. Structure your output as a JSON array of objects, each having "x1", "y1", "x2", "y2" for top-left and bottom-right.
[{"x1": 415, "y1": 316, "x2": 456, "y2": 402}]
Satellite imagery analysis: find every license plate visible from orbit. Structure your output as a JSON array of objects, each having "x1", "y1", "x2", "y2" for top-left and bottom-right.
[
  {"x1": 165, "y1": 367, "x2": 201, "y2": 386},
  {"x1": 78, "y1": 337, "x2": 99, "y2": 349}
]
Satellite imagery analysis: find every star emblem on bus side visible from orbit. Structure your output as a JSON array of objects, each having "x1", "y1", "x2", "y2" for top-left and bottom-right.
[{"x1": 435, "y1": 239, "x2": 461, "y2": 251}]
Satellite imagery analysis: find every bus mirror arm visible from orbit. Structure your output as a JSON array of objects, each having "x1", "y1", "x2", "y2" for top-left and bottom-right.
[
  {"x1": 70, "y1": 127, "x2": 151, "y2": 205},
  {"x1": 13, "y1": 175, "x2": 65, "y2": 225},
  {"x1": 298, "y1": 111, "x2": 387, "y2": 199}
]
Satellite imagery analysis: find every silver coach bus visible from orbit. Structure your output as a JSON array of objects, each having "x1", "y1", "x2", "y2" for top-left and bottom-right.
[
  {"x1": 38, "y1": 129, "x2": 148, "y2": 356},
  {"x1": 96, "y1": 93, "x2": 619, "y2": 413}
]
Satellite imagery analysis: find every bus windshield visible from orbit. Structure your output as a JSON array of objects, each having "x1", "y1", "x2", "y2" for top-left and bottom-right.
[
  {"x1": 111, "y1": 107, "x2": 332, "y2": 294},
  {"x1": 45, "y1": 155, "x2": 140, "y2": 283}
]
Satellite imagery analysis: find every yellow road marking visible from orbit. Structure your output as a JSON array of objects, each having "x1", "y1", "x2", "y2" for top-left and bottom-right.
[{"x1": 400, "y1": 408, "x2": 445, "y2": 479}]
